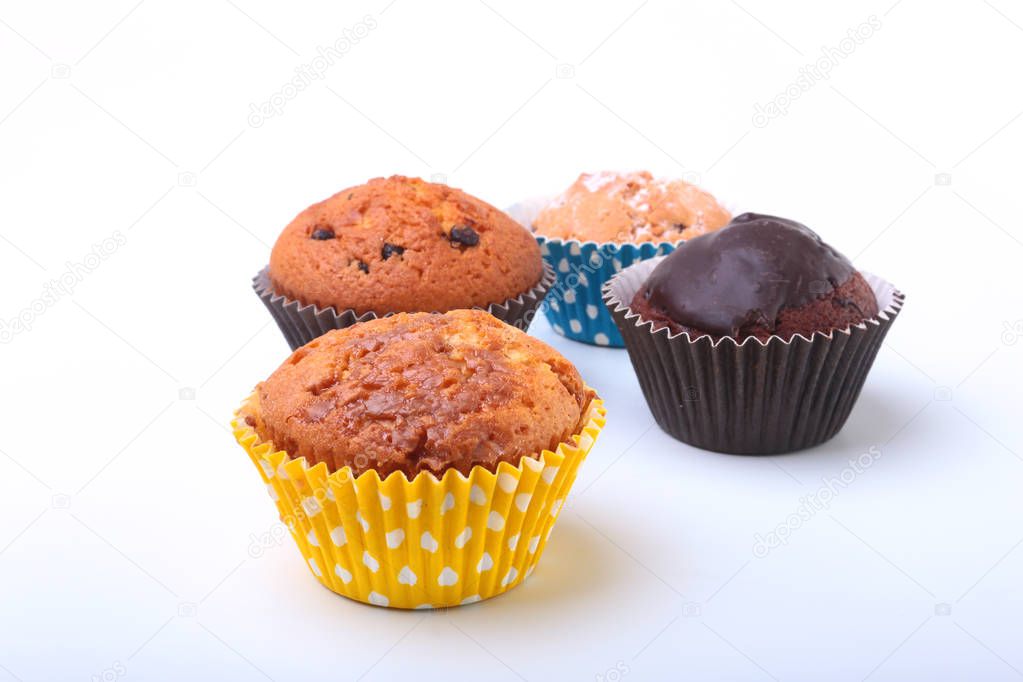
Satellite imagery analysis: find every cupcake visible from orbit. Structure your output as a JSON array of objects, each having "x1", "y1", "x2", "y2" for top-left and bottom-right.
[
  {"x1": 255, "y1": 176, "x2": 554, "y2": 349},
  {"x1": 510, "y1": 171, "x2": 730, "y2": 347},
  {"x1": 233, "y1": 309, "x2": 606, "y2": 608},
  {"x1": 604, "y1": 213, "x2": 903, "y2": 454}
]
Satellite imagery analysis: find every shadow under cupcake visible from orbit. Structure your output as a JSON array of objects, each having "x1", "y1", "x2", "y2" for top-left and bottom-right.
[{"x1": 604, "y1": 213, "x2": 904, "y2": 455}]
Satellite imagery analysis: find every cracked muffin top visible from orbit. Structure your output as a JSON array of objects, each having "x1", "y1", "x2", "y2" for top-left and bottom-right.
[
  {"x1": 532, "y1": 171, "x2": 731, "y2": 244},
  {"x1": 268, "y1": 175, "x2": 543, "y2": 315},
  {"x1": 243, "y1": 309, "x2": 593, "y2": 479}
]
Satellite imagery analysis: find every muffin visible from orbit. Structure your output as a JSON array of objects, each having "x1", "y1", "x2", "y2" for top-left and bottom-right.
[
  {"x1": 604, "y1": 212, "x2": 903, "y2": 455},
  {"x1": 234, "y1": 309, "x2": 606, "y2": 609},
  {"x1": 534, "y1": 171, "x2": 731, "y2": 243},
  {"x1": 248, "y1": 310, "x2": 593, "y2": 478},
  {"x1": 509, "y1": 171, "x2": 730, "y2": 347},
  {"x1": 255, "y1": 176, "x2": 554, "y2": 349},
  {"x1": 630, "y1": 213, "x2": 879, "y2": 342}
]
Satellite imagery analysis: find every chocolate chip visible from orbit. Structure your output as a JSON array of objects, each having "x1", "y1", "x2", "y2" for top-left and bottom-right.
[
  {"x1": 673, "y1": 222, "x2": 688, "y2": 232},
  {"x1": 448, "y1": 225, "x2": 480, "y2": 247},
  {"x1": 347, "y1": 193, "x2": 353, "y2": 200},
  {"x1": 381, "y1": 243, "x2": 405, "y2": 260},
  {"x1": 357, "y1": 260, "x2": 369, "y2": 274},
  {"x1": 311, "y1": 227, "x2": 335, "y2": 240}
]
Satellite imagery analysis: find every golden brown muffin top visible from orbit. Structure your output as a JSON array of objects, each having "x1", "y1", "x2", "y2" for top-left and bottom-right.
[
  {"x1": 244, "y1": 309, "x2": 593, "y2": 479},
  {"x1": 533, "y1": 171, "x2": 731, "y2": 244},
  {"x1": 269, "y1": 176, "x2": 543, "y2": 315}
]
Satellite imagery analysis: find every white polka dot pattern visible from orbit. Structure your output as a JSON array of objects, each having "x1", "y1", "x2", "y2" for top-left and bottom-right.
[
  {"x1": 537, "y1": 236, "x2": 682, "y2": 347},
  {"x1": 397, "y1": 566, "x2": 417, "y2": 586},
  {"x1": 454, "y1": 527, "x2": 472, "y2": 549},
  {"x1": 385, "y1": 529, "x2": 405, "y2": 549},
  {"x1": 437, "y1": 567, "x2": 459, "y2": 586},
  {"x1": 234, "y1": 392, "x2": 607, "y2": 609}
]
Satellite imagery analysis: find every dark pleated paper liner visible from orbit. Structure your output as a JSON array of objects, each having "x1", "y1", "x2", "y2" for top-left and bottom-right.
[
  {"x1": 253, "y1": 261, "x2": 556, "y2": 350},
  {"x1": 603, "y1": 257, "x2": 905, "y2": 454},
  {"x1": 537, "y1": 238, "x2": 678, "y2": 347}
]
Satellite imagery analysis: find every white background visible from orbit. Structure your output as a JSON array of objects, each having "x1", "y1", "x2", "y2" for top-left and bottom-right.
[{"x1": 1, "y1": 1, "x2": 1021, "y2": 680}]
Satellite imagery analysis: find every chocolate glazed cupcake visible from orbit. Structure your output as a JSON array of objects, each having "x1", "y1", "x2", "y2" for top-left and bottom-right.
[
  {"x1": 255, "y1": 176, "x2": 554, "y2": 349},
  {"x1": 604, "y1": 213, "x2": 904, "y2": 454}
]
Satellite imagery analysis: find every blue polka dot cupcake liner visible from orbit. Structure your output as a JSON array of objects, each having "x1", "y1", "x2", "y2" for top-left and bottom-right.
[{"x1": 536, "y1": 238, "x2": 678, "y2": 347}]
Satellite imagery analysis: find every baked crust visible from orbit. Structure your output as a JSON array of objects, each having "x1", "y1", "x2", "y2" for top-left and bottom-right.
[
  {"x1": 244, "y1": 310, "x2": 592, "y2": 478},
  {"x1": 269, "y1": 176, "x2": 543, "y2": 314}
]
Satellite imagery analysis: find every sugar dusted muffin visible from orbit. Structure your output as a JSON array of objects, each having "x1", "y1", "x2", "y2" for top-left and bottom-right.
[
  {"x1": 513, "y1": 171, "x2": 731, "y2": 347},
  {"x1": 244, "y1": 309, "x2": 593, "y2": 478},
  {"x1": 267, "y1": 176, "x2": 545, "y2": 315},
  {"x1": 533, "y1": 171, "x2": 731, "y2": 244},
  {"x1": 629, "y1": 213, "x2": 879, "y2": 342}
]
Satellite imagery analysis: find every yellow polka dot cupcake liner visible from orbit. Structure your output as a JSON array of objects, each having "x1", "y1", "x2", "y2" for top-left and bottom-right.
[{"x1": 232, "y1": 393, "x2": 606, "y2": 609}]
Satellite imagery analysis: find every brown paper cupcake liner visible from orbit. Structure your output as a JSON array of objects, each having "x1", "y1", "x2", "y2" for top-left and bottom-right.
[
  {"x1": 603, "y1": 257, "x2": 904, "y2": 454},
  {"x1": 253, "y1": 262, "x2": 556, "y2": 350}
]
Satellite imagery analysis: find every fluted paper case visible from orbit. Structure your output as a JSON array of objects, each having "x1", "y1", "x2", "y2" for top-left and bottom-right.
[
  {"x1": 233, "y1": 393, "x2": 606, "y2": 608},
  {"x1": 603, "y1": 256, "x2": 903, "y2": 454},
  {"x1": 253, "y1": 262, "x2": 555, "y2": 350}
]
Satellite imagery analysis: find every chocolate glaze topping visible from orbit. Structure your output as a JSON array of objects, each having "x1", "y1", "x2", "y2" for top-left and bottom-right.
[{"x1": 640, "y1": 213, "x2": 857, "y2": 337}]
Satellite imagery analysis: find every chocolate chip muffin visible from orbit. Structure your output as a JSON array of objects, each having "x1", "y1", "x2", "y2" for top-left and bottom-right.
[
  {"x1": 630, "y1": 213, "x2": 879, "y2": 342},
  {"x1": 533, "y1": 171, "x2": 731, "y2": 244},
  {"x1": 243, "y1": 309, "x2": 593, "y2": 479},
  {"x1": 268, "y1": 176, "x2": 544, "y2": 315}
]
